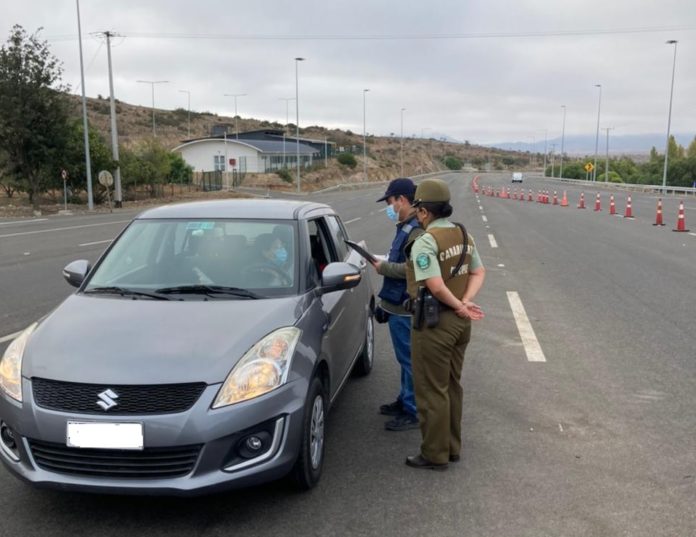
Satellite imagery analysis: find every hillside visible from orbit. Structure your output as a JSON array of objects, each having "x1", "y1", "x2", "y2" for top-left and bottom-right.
[{"x1": 68, "y1": 94, "x2": 536, "y2": 189}]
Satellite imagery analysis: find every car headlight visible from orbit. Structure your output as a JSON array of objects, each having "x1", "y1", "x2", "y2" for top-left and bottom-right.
[
  {"x1": 212, "y1": 327, "x2": 301, "y2": 408},
  {"x1": 0, "y1": 323, "x2": 37, "y2": 402}
]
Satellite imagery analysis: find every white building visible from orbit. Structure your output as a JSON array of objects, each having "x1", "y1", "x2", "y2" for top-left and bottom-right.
[{"x1": 172, "y1": 136, "x2": 319, "y2": 174}]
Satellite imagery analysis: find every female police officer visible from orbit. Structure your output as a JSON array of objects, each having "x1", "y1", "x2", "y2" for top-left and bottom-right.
[{"x1": 404, "y1": 178, "x2": 486, "y2": 471}]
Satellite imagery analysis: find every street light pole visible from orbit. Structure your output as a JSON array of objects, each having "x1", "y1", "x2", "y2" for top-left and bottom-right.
[
  {"x1": 179, "y1": 89, "x2": 191, "y2": 137},
  {"x1": 76, "y1": 0, "x2": 94, "y2": 210},
  {"x1": 400, "y1": 108, "x2": 406, "y2": 176},
  {"x1": 137, "y1": 80, "x2": 169, "y2": 137},
  {"x1": 363, "y1": 88, "x2": 369, "y2": 181},
  {"x1": 543, "y1": 130, "x2": 548, "y2": 177},
  {"x1": 559, "y1": 105, "x2": 567, "y2": 179},
  {"x1": 603, "y1": 127, "x2": 614, "y2": 182},
  {"x1": 592, "y1": 84, "x2": 602, "y2": 181},
  {"x1": 662, "y1": 40, "x2": 678, "y2": 194},
  {"x1": 279, "y1": 97, "x2": 294, "y2": 169},
  {"x1": 550, "y1": 143, "x2": 556, "y2": 178},
  {"x1": 295, "y1": 57, "x2": 305, "y2": 194},
  {"x1": 224, "y1": 93, "x2": 247, "y2": 139}
]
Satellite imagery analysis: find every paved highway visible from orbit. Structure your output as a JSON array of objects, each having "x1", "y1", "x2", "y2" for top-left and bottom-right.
[{"x1": 1, "y1": 172, "x2": 695, "y2": 536}]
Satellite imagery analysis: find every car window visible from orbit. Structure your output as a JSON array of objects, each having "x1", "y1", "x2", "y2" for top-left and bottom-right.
[
  {"x1": 307, "y1": 218, "x2": 337, "y2": 280},
  {"x1": 85, "y1": 219, "x2": 298, "y2": 297},
  {"x1": 324, "y1": 215, "x2": 349, "y2": 260}
]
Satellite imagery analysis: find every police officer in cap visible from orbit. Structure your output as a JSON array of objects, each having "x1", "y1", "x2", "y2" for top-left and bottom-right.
[
  {"x1": 404, "y1": 178, "x2": 486, "y2": 470},
  {"x1": 371, "y1": 177, "x2": 424, "y2": 431}
]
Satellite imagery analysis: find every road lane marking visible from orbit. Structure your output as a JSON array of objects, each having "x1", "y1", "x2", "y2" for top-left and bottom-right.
[
  {"x1": 378, "y1": 207, "x2": 387, "y2": 212},
  {"x1": 344, "y1": 217, "x2": 362, "y2": 224},
  {"x1": 507, "y1": 291, "x2": 546, "y2": 363},
  {"x1": 482, "y1": 215, "x2": 488, "y2": 222},
  {"x1": 689, "y1": 233, "x2": 696, "y2": 237},
  {"x1": 0, "y1": 218, "x2": 48, "y2": 226},
  {"x1": 479, "y1": 205, "x2": 483, "y2": 210},
  {"x1": 488, "y1": 234, "x2": 498, "y2": 248},
  {"x1": 79, "y1": 239, "x2": 113, "y2": 247},
  {"x1": 0, "y1": 331, "x2": 22, "y2": 344},
  {"x1": 0, "y1": 220, "x2": 130, "y2": 239}
]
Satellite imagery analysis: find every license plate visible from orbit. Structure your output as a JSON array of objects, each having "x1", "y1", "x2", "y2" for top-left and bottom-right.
[{"x1": 66, "y1": 421, "x2": 144, "y2": 450}]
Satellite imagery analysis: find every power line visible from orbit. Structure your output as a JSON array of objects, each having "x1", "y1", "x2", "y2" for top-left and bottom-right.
[{"x1": 46, "y1": 25, "x2": 696, "y2": 42}]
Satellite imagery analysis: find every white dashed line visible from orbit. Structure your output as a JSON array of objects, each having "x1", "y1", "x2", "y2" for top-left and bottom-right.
[
  {"x1": 479, "y1": 205, "x2": 484, "y2": 211},
  {"x1": 689, "y1": 232, "x2": 696, "y2": 237},
  {"x1": 0, "y1": 331, "x2": 22, "y2": 344},
  {"x1": 488, "y1": 234, "x2": 498, "y2": 248},
  {"x1": 79, "y1": 239, "x2": 113, "y2": 247},
  {"x1": 0, "y1": 220, "x2": 130, "y2": 239},
  {"x1": 378, "y1": 207, "x2": 387, "y2": 212},
  {"x1": 482, "y1": 215, "x2": 488, "y2": 223},
  {"x1": 344, "y1": 217, "x2": 362, "y2": 224},
  {"x1": 507, "y1": 291, "x2": 546, "y2": 363},
  {"x1": 0, "y1": 218, "x2": 48, "y2": 226}
]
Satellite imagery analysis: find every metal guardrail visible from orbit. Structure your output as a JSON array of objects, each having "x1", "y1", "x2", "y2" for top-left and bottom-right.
[{"x1": 530, "y1": 174, "x2": 696, "y2": 197}]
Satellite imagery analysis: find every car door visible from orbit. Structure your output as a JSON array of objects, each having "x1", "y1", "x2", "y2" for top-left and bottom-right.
[{"x1": 307, "y1": 217, "x2": 362, "y2": 392}]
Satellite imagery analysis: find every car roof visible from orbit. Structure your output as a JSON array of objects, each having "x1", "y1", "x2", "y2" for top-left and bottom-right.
[{"x1": 135, "y1": 199, "x2": 333, "y2": 221}]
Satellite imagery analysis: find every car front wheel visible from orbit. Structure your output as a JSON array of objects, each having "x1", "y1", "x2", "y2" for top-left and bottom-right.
[
  {"x1": 292, "y1": 376, "x2": 326, "y2": 490},
  {"x1": 352, "y1": 309, "x2": 374, "y2": 376}
]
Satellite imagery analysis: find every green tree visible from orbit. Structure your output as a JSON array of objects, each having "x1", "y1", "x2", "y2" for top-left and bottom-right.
[
  {"x1": 443, "y1": 156, "x2": 462, "y2": 170},
  {"x1": 61, "y1": 120, "x2": 115, "y2": 203},
  {"x1": 121, "y1": 138, "x2": 171, "y2": 196},
  {"x1": 686, "y1": 136, "x2": 696, "y2": 158},
  {"x1": 167, "y1": 151, "x2": 193, "y2": 183},
  {"x1": 668, "y1": 135, "x2": 684, "y2": 161},
  {"x1": 337, "y1": 152, "x2": 357, "y2": 168},
  {"x1": 0, "y1": 25, "x2": 71, "y2": 209}
]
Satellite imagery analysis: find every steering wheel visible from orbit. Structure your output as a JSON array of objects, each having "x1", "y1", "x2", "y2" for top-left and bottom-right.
[{"x1": 242, "y1": 263, "x2": 292, "y2": 286}]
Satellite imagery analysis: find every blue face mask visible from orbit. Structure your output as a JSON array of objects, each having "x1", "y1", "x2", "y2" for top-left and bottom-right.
[
  {"x1": 273, "y1": 247, "x2": 288, "y2": 265},
  {"x1": 386, "y1": 204, "x2": 398, "y2": 222}
]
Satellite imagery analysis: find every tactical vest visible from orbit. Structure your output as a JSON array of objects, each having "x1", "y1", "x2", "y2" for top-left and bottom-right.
[
  {"x1": 378, "y1": 217, "x2": 420, "y2": 305},
  {"x1": 406, "y1": 223, "x2": 473, "y2": 300}
]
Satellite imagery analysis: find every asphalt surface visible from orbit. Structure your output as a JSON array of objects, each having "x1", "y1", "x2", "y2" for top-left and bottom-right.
[{"x1": 0, "y1": 173, "x2": 695, "y2": 537}]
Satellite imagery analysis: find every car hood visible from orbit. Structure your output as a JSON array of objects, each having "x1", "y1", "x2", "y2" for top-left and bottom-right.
[{"x1": 23, "y1": 294, "x2": 307, "y2": 385}]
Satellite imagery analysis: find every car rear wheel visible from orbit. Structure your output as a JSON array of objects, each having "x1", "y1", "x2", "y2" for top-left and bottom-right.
[
  {"x1": 292, "y1": 376, "x2": 326, "y2": 490},
  {"x1": 352, "y1": 309, "x2": 374, "y2": 377}
]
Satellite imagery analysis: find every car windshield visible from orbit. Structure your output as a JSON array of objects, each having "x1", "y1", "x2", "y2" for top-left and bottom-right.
[{"x1": 84, "y1": 218, "x2": 298, "y2": 298}]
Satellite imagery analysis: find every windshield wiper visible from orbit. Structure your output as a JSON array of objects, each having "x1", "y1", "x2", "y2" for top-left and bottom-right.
[
  {"x1": 83, "y1": 286, "x2": 171, "y2": 300},
  {"x1": 155, "y1": 285, "x2": 263, "y2": 299}
]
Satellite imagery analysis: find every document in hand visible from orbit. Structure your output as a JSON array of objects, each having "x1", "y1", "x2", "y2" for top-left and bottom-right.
[{"x1": 344, "y1": 240, "x2": 378, "y2": 264}]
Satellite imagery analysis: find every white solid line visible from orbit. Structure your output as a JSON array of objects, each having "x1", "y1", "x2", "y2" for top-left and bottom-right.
[
  {"x1": 488, "y1": 234, "x2": 498, "y2": 248},
  {"x1": 0, "y1": 220, "x2": 130, "y2": 239},
  {"x1": 507, "y1": 291, "x2": 547, "y2": 363},
  {"x1": 0, "y1": 218, "x2": 48, "y2": 226},
  {"x1": 482, "y1": 215, "x2": 488, "y2": 222},
  {"x1": 0, "y1": 331, "x2": 22, "y2": 344},
  {"x1": 378, "y1": 207, "x2": 387, "y2": 212},
  {"x1": 689, "y1": 232, "x2": 696, "y2": 237},
  {"x1": 344, "y1": 217, "x2": 362, "y2": 224},
  {"x1": 79, "y1": 239, "x2": 113, "y2": 247}
]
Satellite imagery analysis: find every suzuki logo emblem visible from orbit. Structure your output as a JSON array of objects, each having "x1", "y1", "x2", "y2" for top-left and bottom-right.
[{"x1": 96, "y1": 389, "x2": 119, "y2": 411}]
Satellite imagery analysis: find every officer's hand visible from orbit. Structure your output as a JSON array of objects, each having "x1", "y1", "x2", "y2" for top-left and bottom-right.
[
  {"x1": 370, "y1": 260, "x2": 382, "y2": 271},
  {"x1": 455, "y1": 301, "x2": 485, "y2": 320}
]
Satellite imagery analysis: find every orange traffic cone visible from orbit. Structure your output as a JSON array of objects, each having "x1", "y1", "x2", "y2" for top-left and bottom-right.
[
  {"x1": 624, "y1": 195, "x2": 634, "y2": 218},
  {"x1": 528, "y1": 189, "x2": 533, "y2": 202},
  {"x1": 673, "y1": 201, "x2": 690, "y2": 232},
  {"x1": 653, "y1": 198, "x2": 665, "y2": 226},
  {"x1": 594, "y1": 193, "x2": 601, "y2": 211},
  {"x1": 560, "y1": 191, "x2": 568, "y2": 207},
  {"x1": 609, "y1": 194, "x2": 616, "y2": 215},
  {"x1": 553, "y1": 191, "x2": 558, "y2": 205},
  {"x1": 578, "y1": 192, "x2": 586, "y2": 209}
]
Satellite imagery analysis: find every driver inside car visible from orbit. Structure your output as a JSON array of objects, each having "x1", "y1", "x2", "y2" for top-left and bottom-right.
[{"x1": 246, "y1": 233, "x2": 291, "y2": 287}]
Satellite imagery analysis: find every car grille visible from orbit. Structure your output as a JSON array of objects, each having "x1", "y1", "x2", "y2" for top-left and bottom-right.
[
  {"x1": 32, "y1": 378, "x2": 207, "y2": 415},
  {"x1": 29, "y1": 440, "x2": 202, "y2": 478}
]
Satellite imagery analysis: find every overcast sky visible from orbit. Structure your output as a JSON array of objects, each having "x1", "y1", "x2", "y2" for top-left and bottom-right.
[{"x1": 2, "y1": 0, "x2": 695, "y2": 145}]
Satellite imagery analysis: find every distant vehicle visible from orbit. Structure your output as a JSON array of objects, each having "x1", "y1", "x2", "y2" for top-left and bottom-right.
[
  {"x1": 512, "y1": 172, "x2": 524, "y2": 183},
  {"x1": 0, "y1": 199, "x2": 375, "y2": 495}
]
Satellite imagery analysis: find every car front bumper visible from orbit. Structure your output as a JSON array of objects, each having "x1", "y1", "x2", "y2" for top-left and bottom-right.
[{"x1": 0, "y1": 378, "x2": 307, "y2": 496}]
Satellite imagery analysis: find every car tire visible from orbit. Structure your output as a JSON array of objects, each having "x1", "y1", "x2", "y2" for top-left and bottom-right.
[
  {"x1": 292, "y1": 376, "x2": 326, "y2": 490},
  {"x1": 352, "y1": 309, "x2": 374, "y2": 377}
]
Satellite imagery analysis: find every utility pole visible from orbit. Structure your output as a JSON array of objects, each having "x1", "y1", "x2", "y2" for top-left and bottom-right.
[
  {"x1": 76, "y1": 0, "x2": 94, "y2": 210},
  {"x1": 103, "y1": 31, "x2": 122, "y2": 207},
  {"x1": 137, "y1": 80, "x2": 169, "y2": 137},
  {"x1": 662, "y1": 40, "x2": 678, "y2": 194}
]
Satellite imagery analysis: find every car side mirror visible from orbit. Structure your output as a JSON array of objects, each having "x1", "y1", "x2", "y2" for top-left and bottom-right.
[
  {"x1": 319, "y1": 262, "x2": 362, "y2": 294},
  {"x1": 62, "y1": 260, "x2": 91, "y2": 288}
]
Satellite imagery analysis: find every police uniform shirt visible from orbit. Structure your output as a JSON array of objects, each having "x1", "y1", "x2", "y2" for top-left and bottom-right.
[{"x1": 411, "y1": 219, "x2": 483, "y2": 282}]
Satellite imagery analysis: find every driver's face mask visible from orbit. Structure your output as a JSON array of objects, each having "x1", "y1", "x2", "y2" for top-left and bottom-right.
[{"x1": 273, "y1": 247, "x2": 288, "y2": 265}]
